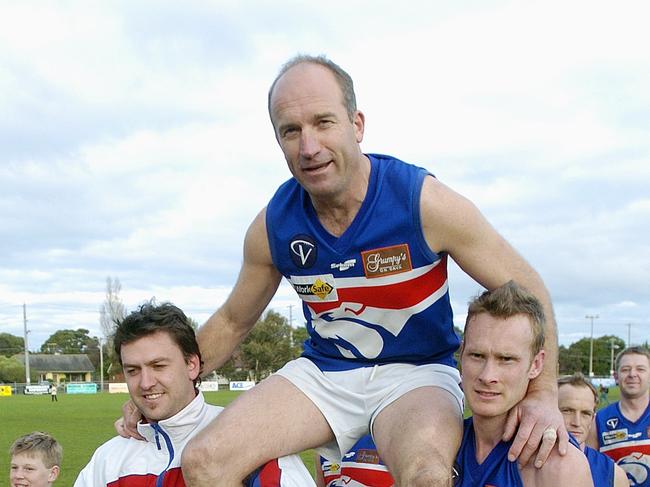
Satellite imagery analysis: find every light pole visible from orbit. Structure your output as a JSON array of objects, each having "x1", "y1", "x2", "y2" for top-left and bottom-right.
[
  {"x1": 99, "y1": 338, "x2": 104, "y2": 393},
  {"x1": 586, "y1": 314, "x2": 599, "y2": 377},
  {"x1": 610, "y1": 338, "x2": 620, "y2": 377}
]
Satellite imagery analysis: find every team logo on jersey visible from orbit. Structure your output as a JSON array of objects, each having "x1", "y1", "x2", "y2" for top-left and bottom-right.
[
  {"x1": 602, "y1": 428, "x2": 628, "y2": 445},
  {"x1": 289, "y1": 234, "x2": 317, "y2": 269},
  {"x1": 331, "y1": 259, "x2": 356, "y2": 271},
  {"x1": 619, "y1": 452, "x2": 650, "y2": 486},
  {"x1": 290, "y1": 274, "x2": 338, "y2": 302},
  {"x1": 607, "y1": 418, "x2": 619, "y2": 429},
  {"x1": 361, "y1": 244, "x2": 412, "y2": 278}
]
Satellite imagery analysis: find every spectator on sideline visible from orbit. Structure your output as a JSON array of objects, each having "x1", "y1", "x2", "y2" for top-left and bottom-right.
[
  {"x1": 49, "y1": 383, "x2": 57, "y2": 402},
  {"x1": 557, "y1": 373, "x2": 628, "y2": 486},
  {"x1": 10, "y1": 431, "x2": 62, "y2": 487},
  {"x1": 588, "y1": 346, "x2": 650, "y2": 486},
  {"x1": 599, "y1": 384, "x2": 610, "y2": 406},
  {"x1": 75, "y1": 301, "x2": 313, "y2": 487}
]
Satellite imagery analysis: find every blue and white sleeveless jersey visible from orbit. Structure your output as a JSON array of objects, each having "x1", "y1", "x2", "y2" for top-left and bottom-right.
[
  {"x1": 266, "y1": 153, "x2": 459, "y2": 371},
  {"x1": 584, "y1": 445, "x2": 615, "y2": 487},
  {"x1": 320, "y1": 435, "x2": 393, "y2": 487},
  {"x1": 455, "y1": 417, "x2": 523, "y2": 487},
  {"x1": 595, "y1": 401, "x2": 650, "y2": 486}
]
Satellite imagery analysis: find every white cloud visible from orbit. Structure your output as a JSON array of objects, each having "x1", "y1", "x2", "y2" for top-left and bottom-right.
[{"x1": 1, "y1": 0, "x2": 649, "y2": 352}]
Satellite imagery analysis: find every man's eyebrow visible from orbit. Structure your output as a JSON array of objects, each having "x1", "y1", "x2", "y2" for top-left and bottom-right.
[
  {"x1": 313, "y1": 111, "x2": 338, "y2": 120},
  {"x1": 123, "y1": 357, "x2": 169, "y2": 368}
]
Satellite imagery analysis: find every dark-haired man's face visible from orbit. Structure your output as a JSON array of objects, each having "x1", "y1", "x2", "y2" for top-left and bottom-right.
[
  {"x1": 121, "y1": 330, "x2": 200, "y2": 422},
  {"x1": 615, "y1": 353, "x2": 650, "y2": 400}
]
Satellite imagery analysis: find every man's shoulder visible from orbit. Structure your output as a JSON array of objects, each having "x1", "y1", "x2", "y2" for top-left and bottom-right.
[
  {"x1": 521, "y1": 444, "x2": 591, "y2": 486},
  {"x1": 89, "y1": 434, "x2": 148, "y2": 460}
]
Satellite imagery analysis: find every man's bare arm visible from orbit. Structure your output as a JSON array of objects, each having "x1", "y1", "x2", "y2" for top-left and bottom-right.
[
  {"x1": 521, "y1": 445, "x2": 594, "y2": 487},
  {"x1": 198, "y1": 208, "x2": 283, "y2": 374},
  {"x1": 420, "y1": 176, "x2": 566, "y2": 464},
  {"x1": 115, "y1": 209, "x2": 281, "y2": 439}
]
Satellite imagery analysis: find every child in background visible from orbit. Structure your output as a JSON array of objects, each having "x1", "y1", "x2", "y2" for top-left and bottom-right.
[{"x1": 9, "y1": 432, "x2": 62, "y2": 487}]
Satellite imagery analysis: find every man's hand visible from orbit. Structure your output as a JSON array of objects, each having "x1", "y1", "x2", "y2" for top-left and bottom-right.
[
  {"x1": 114, "y1": 399, "x2": 145, "y2": 440},
  {"x1": 503, "y1": 388, "x2": 568, "y2": 467}
]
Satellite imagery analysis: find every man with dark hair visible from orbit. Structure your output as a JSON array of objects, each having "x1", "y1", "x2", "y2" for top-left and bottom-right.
[
  {"x1": 76, "y1": 301, "x2": 313, "y2": 486},
  {"x1": 557, "y1": 373, "x2": 628, "y2": 486},
  {"x1": 588, "y1": 346, "x2": 650, "y2": 486},
  {"x1": 456, "y1": 282, "x2": 591, "y2": 486},
  {"x1": 144, "y1": 54, "x2": 566, "y2": 486}
]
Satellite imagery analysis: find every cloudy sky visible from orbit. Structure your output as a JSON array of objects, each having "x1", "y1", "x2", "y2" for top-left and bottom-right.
[{"x1": 1, "y1": 0, "x2": 648, "y2": 353}]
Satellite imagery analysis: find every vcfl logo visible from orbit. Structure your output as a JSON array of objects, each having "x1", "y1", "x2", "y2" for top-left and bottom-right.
[{"x1": 289, "y1": 235, "x2": 317, "y2": 269}]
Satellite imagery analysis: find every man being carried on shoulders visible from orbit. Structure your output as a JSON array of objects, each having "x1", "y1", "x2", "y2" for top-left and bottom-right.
[{"x1": 123, "y1": 54, "x2": 567, "y2": 486}]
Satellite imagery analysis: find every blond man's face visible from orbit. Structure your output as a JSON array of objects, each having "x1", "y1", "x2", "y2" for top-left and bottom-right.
[{"x1": 558, "y1": 384, "x2": 596, "y2": 446}]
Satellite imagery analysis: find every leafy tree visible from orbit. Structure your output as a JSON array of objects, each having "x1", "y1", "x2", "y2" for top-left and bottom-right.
[
  {"x1": 239, "y1": 310, "x2": 294, "y2": 382},
  {"x1": 0, "y1": 356, "x2": 37, "y2": 383},
  {"x1": 0, "y1": 333, "x2": 24, "y2": 357},
  {"x1": 558, "y1": 335, "x2": 626, "y2": 376},
  {"x1": 291, "y1": 326, "x2": 309, "y2": 358},
  {"x1": 214, "y1": 316, "x2": 312, "y2": 382},
  {"x1": 40, "y1": 329, "x2": 99, "y2": 354}
]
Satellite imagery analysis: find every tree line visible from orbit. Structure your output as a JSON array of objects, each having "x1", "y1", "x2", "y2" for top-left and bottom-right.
[
  {"x1": 0, "y1": 278, "x2": 645, "y2": 383},
  {"x1": 2, "y1": 326, "x2": 646, "y2": 384}
]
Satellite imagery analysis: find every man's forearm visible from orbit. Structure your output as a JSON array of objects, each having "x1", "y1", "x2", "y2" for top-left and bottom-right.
[{"x1": 197, "y1": 309, "x2": 251, "y2": 375}]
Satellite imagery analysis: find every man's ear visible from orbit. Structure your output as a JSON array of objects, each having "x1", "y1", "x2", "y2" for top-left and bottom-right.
[
  {"x1": 527, "y1": 349, "x2": 545, "y2": 380},
  {"x1": 613, "y1": 371, "x2": 619, "y2": 385},
  {"x1": 354, "y1": 110, "x2": 365, "y2": 143},
  {"x1": 48, "y1": 465, "x2": 60, "y2": 483},
  {"x1": 187, "y1": 354, "x2": 201, "y2": 381}
]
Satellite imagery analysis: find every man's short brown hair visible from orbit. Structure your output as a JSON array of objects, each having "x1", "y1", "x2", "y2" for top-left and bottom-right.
[
  {"x1": 557, "y1": 372, "x2": 599, "y2": 410},
  {"x1": 464, "y1": 281, "x2": 546, "y2": 356},
  {"x1": 615, "y1": 346, "x2": 650, "y2": 372}
]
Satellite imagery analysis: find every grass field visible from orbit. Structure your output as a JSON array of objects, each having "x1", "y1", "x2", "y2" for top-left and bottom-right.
[
  {"x1": 0, "y1": 391, "x2": 316, "y2": 486},
  {"x1": 1, "y1": 387, "x2": 621, "y2": 486}
]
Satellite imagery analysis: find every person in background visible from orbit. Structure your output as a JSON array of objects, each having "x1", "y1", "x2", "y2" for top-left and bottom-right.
[
  {"x1": 588, "y1": 346, "x2": 650, "y2": 486},
  {"x1": 10, "y1": 431, "x2": 62, "y2": 487},
  {"x1": 557, "y1": 373, "x2": 628, "y2": 486}
]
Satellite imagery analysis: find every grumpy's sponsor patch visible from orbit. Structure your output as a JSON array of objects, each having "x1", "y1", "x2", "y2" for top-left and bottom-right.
[{"x1": 361, "y1": 244, "x2": 412, "y2": 278}]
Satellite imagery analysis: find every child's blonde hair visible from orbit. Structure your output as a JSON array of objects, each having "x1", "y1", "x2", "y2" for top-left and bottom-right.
[{"x1": 10, "y1": 431, "x2": 62, "y2": 468}]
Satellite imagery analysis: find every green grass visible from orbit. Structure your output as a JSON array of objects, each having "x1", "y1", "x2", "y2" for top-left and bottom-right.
[
  {"x1": 1, "y1": 387, "x2": 622, "y2": 485},
  {"x1": 0, "y1": 391, "x2": 316, "y2": 485}
]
